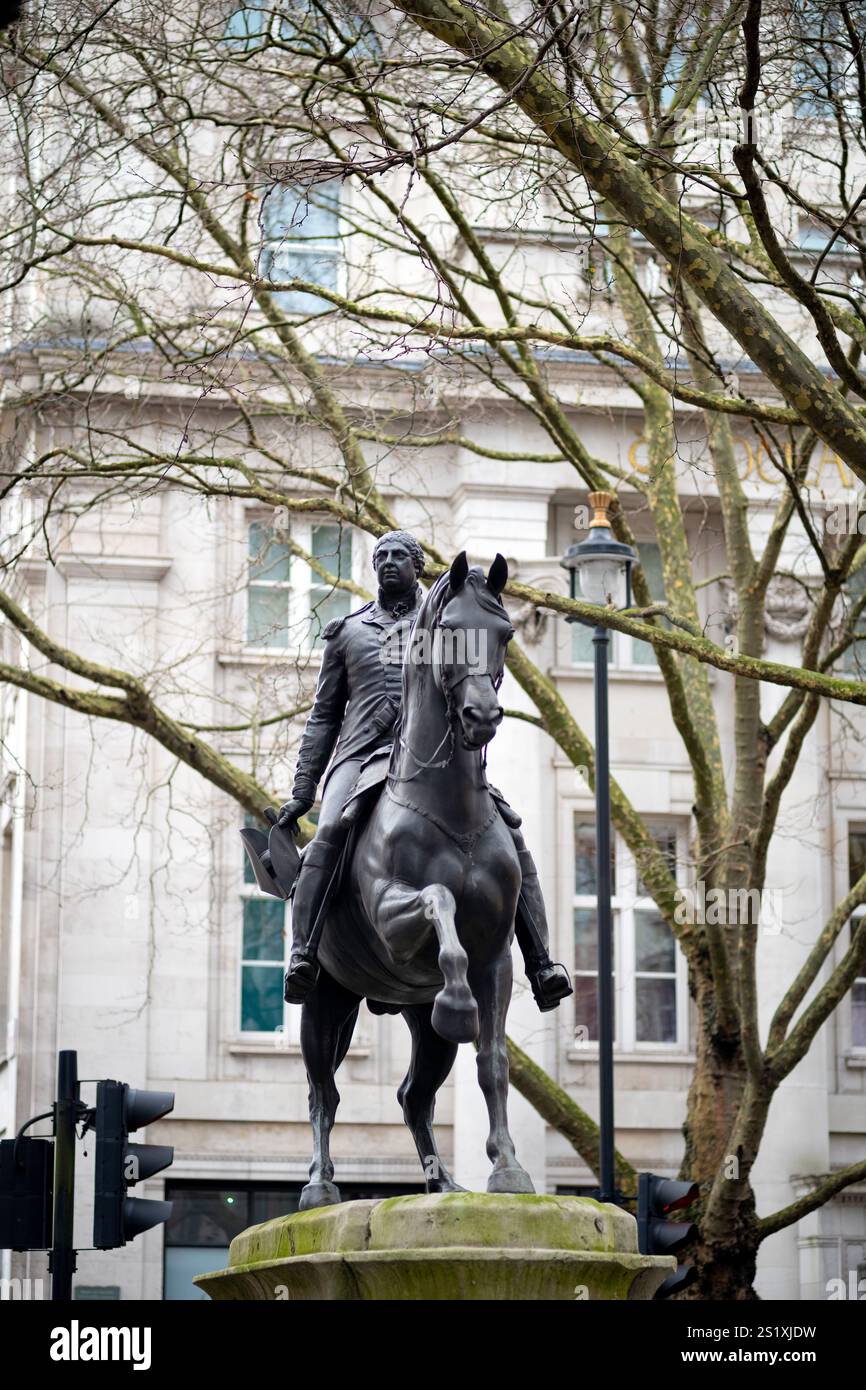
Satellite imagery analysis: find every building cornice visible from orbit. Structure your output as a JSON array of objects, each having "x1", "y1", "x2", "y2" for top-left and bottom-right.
[{"x1": 53, "y1": 553, "x2": 173, "y2": 581}]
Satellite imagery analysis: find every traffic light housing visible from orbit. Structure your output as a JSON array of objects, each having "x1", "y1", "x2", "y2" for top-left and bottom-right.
[
  {"x1": 93, "y1": 1081, "x2": 174, "y2": 1249},
  {"x1": 0, "y1": 1137, "x2": 53, "y2": 1251},
  {"x1": 637, "y1": 1171, "x2": 700, "y2": 1298}
]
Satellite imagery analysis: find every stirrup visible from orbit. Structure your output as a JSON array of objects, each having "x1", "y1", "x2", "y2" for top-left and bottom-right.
[{"x1": 527, "y1": 960, "x2": 573, "y2": 1013}]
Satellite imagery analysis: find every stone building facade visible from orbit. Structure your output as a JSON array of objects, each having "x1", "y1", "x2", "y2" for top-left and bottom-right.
[{"x1": 1, "y1": 362, "x2": 865, "y2": 1300}]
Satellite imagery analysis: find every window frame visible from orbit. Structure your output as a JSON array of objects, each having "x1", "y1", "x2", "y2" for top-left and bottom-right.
[
  {"x1": 238, "y1": 841, "x2": 299, "y2": 1045},
  {"x1": 224, "y1": 1, "x2": 381, "y2": 58},
  {"x1": 243, "y1": 514, "x2": 354, "y2": 654},
  {"x1": 246, "y1": 517, "x2": 293, "y2": 650},
  {"x1": 570, "y1": 810, "x2": 690, "y2": 1055},
  {"x1": 838, "y1": 559, "x2": 866, "y2": 678},
  {"x1": 308, "y1": 521, "x2": 353, "y2": 649},
  {"x1": 260, "y1": 179, "x2": 344, "y2": 317},
  {"x1": 846, "y1": 823, "x2": 866, "y2": 1054}
]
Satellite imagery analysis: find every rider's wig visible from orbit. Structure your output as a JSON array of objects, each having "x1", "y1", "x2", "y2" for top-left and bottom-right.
[{"x1": 372, "y1": 530, "x2": 426, "y2": 577}]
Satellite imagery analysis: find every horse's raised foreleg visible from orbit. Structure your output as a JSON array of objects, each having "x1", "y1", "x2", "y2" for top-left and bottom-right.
[
  {"x1": 471, "y1": 949, "x2": 535, "y2": 1194},
  {"x1": 423, "y1": 884, "x2": 479, "y2": 1044},
  {"x1": 399, "y1": 1004, "x2": 465, "y2": 1193},
  {"x1": 298, "y1": 968, "x2": 361, "y2": 1210},
  {"x1": 370, "y1": 878, "x2": 479, "y2": 1043}
]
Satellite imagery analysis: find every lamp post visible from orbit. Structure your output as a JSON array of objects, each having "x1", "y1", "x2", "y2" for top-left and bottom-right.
[{"x1": 561, "y1": 492, "x2": 636, "y2": 1205}]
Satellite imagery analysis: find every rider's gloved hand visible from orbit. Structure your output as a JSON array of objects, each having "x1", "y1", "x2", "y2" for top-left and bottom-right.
[{"x1": 277, "y1": 796, "x2": 313, "y2": 833}]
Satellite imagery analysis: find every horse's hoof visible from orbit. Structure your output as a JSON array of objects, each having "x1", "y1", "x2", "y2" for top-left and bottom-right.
[
  {"x1": 299, "y1": 1180, "x2": 342, "y2": 1211},
  {"x1": 432, "y1": 991, "x2": 479, "y2": 1044},
  {"x1": 487, "y1": 1167, "x2": 536, "y2": 1194}
]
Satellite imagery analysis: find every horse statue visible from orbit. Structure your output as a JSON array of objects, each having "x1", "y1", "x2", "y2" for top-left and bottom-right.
[
  {"x1": 294, "y1": 551, "x2": 541, "y2": 1208},
  {"x1": 241, "y1": 550, "x2": 539, "y2": 1208}
]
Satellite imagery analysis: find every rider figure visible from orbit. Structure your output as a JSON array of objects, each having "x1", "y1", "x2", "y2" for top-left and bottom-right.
[{"x1": 278, "y1": 530, "x2": 571, "y2": 1012}]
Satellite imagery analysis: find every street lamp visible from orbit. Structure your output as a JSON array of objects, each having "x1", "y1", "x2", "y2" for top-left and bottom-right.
[{"x1": 561, "y1": 491, "x2": 636, "y2": 1206}]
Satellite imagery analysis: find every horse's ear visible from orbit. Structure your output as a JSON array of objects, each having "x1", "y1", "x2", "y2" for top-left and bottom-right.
[
  {"x1": 449, "y1": 551, "x2": 469, "y2": 592},
  {"x1": 487, "y1": 553, "x2": 508, "y2": 597}
]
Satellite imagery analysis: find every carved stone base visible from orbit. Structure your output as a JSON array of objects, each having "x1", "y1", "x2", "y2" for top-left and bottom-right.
[{"x1": 193, "y1": 1193, "x2": 675, "y2": 1301}]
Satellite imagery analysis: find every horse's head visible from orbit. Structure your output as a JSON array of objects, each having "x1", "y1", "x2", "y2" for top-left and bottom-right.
[{"x1": 436, "y1": 551, "x2": 514, "y2": 750}]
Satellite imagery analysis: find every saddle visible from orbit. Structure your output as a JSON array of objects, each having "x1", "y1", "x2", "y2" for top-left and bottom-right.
[{"x1": 339, "y1": 746, "x2": 393, "y2": 828}]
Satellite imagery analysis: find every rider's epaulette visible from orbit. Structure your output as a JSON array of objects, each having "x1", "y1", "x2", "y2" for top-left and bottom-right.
[{"x1": 321, "y1": 600, "x2": 374, "y2": 640}]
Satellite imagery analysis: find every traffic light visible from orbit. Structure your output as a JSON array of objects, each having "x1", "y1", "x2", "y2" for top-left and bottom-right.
[
  {"x1": 0, "y1": 1138, "x2": 53, "y2": 1251},
  {"x1": 637, "y1": 1171, "x2": 700, "y2": 1298},
  {"x1": 93, "y1": 1081, "x2": 175, "y2": 1249}
]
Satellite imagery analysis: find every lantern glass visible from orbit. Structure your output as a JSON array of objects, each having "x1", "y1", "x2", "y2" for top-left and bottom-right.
[{"x1": 577, "y1": 554, "x2": 629, "y2": 609}]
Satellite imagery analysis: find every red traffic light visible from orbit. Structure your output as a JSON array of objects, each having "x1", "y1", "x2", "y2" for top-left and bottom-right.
[
  {"x1": 660, "y1": 1180, "x2": 700, "y2": 1214},
  {"x1": 638, "y1": 1172, "x2": 700, "y2": 1298}
]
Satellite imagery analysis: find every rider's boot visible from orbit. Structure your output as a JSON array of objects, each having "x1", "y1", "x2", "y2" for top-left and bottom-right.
[
  {"x1": 512, "y1": 842, "x2": 574, "y2": 1013},
  {"x1": 284, "y1": 830, "x2": 346, "y2": 1004}
]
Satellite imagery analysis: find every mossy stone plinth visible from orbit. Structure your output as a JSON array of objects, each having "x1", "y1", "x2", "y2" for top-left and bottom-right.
[{"x1": 194, "y1": 1193, "x2": 675, "y2": 1301}]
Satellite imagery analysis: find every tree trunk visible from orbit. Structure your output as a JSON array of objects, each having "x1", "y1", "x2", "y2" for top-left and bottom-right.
[{"x1": 681, "y1": 972, "x2": 761, "y2": 1298}]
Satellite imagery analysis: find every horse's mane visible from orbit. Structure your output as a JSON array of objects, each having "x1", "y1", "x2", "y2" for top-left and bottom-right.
[
  {"x1": 395, "y1": 571, "x2": 450, "y2": 726},
  {"x1": 391, "y1": 567, "x2": 505, "y2": 756}
]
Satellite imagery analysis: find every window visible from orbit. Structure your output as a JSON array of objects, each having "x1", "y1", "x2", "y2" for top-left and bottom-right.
[
  {"x1": 224, "y1": 0, "x2": 271, "y2": 48},
  {"x1": 247, "y1": 520, "x2": 292, "y2": 648},
  {"x1": 792, "y1": 9, "x2": 850, "y2": 119},
  {"x1": 224, "y1": 0, "x2": 380, "y2": 57},
  {"x1": 239, "y1": 812, "x2": 303, "y2": 1042},
  {"x1": 658, "y1": 40, "x2": 706, "y2": 111},
  {"x1": 280, "y1": 0, "x2": 380, "y2": 56},
  {"x1": 572, "y1": 541, "x2": 665, "y2": 668},
  {"x1": 630, "y1": 543, "x2": 667, "y2": 666},
  {"x1": 848, "y1": 829, "x2": 866, "y2": 1049},
  {"x1": 585, "y1": 219, "x2": 615, "y2": 295},
  {"x1": 164, "y1": 1178, "x2": 420, "y2": 1299},
  {"x1": 245, "y1": 517, "x2": 354, "y2": 652},
  {"x1": 572, "y1": 814, "x2": 686, "y2": 1050},
  {"x1": 840, "y1": 562, "x2": 866, "y2": 676},
  {"x1": 798, "y1": 216, "x2": 856, "y2": 264},
  {"x1": 239, "y1": 809, "x2": 369, "y2": 1047},
  {"x1": 262, "y1": 181, "x2": 341, "y2": 315},
  {"x1": 799, "y1": 218, "x2": 833, "y2": 253},
  {"x1": 240, "y1": 896, "x2": 286, "y2": 1033},
  {"x1": 573, "y1": 818, "x2": 616, "y2": 1039},
  {"x1": 309, "y1": 523, "x2": 352, "y2": 647}
]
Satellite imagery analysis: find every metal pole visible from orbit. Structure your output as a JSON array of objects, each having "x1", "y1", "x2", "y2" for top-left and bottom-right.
[
  {"x1": 593, "y1": 626, "x2": 616, "y2": 1204},
  {"x1": 51, "y1": 1049, "x2": 78, "y2": 1301}
]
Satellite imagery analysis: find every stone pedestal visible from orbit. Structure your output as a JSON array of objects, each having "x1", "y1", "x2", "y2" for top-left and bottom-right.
[{"x1": 194, "y1": 1193, "x2": 674, "y2": 1301}]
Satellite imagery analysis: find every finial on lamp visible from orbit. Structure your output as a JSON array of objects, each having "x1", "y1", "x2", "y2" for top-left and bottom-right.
[{"x1": 586, "y1": 492, "x2": 615, "y2": 529}]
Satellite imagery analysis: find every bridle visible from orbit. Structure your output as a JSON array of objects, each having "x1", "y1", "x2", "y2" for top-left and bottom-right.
[{"x1": 390, "y1": 590, "x2": 506, "y2": 783}]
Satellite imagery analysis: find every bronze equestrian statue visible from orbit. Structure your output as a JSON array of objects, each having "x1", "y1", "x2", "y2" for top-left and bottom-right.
[
  {"x1": 242, "y1": 535, "x2": 571, "y2": 1206},
  {"x1": 278, "y1": 530, "x2": 571, "y2": 1013}
]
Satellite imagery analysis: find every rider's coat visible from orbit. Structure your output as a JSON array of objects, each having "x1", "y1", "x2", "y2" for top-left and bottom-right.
[{"x1": 291, "y1": 587, "x2": 423, "y2": 804}]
